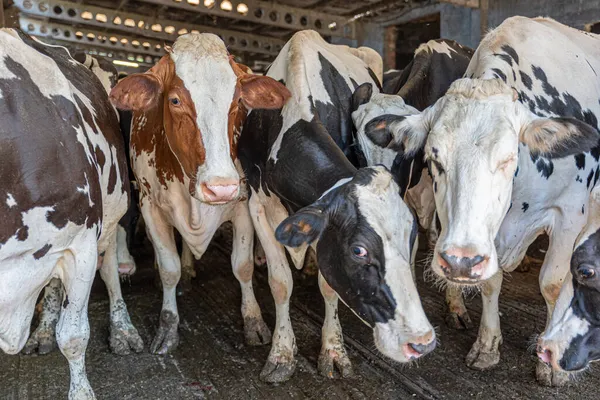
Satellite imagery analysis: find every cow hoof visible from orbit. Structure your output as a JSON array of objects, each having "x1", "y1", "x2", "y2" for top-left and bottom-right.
[
  {"x1": 244, "y1": 317, "x2": 272, "y2": 346},
  {"x1": 259, "y1": 356, "x2": 297, "y2": 383},
  {"x1": 445, "y1": 310, "x2": 473, "y2": 330},
  {"x1": 150, "y1": 310, "x2": 180, "y2": 355},
  {"x1": 118, "y1": 262, "x2": 136, "y2": 276},
  {"x1": 109, "y1": 324, "x2": 144, "y2": 355},
  {"x1": 22, "y1": 329, "x2": 56, "y2": 355},
  {"x1": 466, "y1": 340, "x2": 501, "y2": 370},
  {"x1": 536, "y1": 360, "x2": 570, "y2": 387},
  {"x1": 318, "y1": 347, "x2": 353, "y2": 379}
]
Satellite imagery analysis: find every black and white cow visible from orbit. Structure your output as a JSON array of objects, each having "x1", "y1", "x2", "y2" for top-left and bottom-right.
[
  {"x1": 358, "y1": 17, "x2": 600, "y2": 385},
  {"x1": 351, "y1": 39, "x2": 474, "y2": 329},
  {"x1": 0, "y1": 30, "x2": 139, "y2": 398},
  {"x1": 239, "y1": 30, "x2": 435, "y2": 383},
  {"x1": 538, "y1": 186, "x2": 600, "y2": 372}
]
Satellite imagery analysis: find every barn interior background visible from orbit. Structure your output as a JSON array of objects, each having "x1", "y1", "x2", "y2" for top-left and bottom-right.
[
  {"x1": 2, "y1": 0, "x2": 599, "y2": 75},
  {"x1": 2, "y1": 1, "x2": 600, "y2": 399}
]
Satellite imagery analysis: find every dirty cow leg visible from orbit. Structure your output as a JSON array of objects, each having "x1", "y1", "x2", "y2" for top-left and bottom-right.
[
  {"x1": 56, "y1": 241, "x2": 97, "y2": 400},
  {"x1": 116, "y1": 225, "x2": 137, "y2": 276},
  {"x1": 249, "y1": 195, "x2": 296, "y2": 383},
  {"x1": 232, "y1": 202, "x2": 271, "y2": 346},
  {"x1": 99, "y1": 232, "x2": 144, "y2": 355},
  {"x1": 23, "y1": 278, "x2": 63, "y2": 355},
  {"x1": 466, "y1": 271, "x2": 503, "y2": 370},
  {"x1": 536, "y1": 227, "x2": 576, "y2": 387},
  {"x1": 445, "y1": 285, "x2": 473, "y2": 330},
  {"x1": 318, "y1": 272, "x2": 353, "y2": 378},
  {"x1": 178, "y1": 240, "x2": 195, "y2": 296},
  {"x1": 143, "y1": 203, "x2": 181, "y2": 355}
]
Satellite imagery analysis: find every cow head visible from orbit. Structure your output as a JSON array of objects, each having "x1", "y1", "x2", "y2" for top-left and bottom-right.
[
  {"x1": 110, "y1": 33, "x2": 290, "y2": 204},
  {"x1": 537, "y1": 188, "x2": 600, "y2": 372},
  {"x1": 365, "y1": 78, "x2": 600, "y2": 283},
  {"x1": 276, "y1": 166, "x2": 436, "y2": 362}
]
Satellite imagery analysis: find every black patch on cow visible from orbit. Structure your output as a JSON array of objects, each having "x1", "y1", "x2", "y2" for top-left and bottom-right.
[
  {"x1": 63, "y1": 295, "x2": 69, "y2": 309},
  {"x1": 364, "y1": 114, "x2": 406, "y2": 151},
  {"x1": 501, "y1": 45, "x2": 519, "y2": 65},
  {"x1": 582, "y1": 205, "x2": 585, "y2": 214},
  {"x1": 394, "y1": 39, "x2": 473, "y2": 110},
  {"x1": 434, "y1": 181, "x2": 438, "y2": 193},
  {"x1": 520, "y1": 71, "x2": 533, "y2": 90},
  {"x1": 391, "y1": 149, "x2": 425, "y2": 197},
  {"x1": 492, "y1": 68, "x2": 507, "y2": 83},
  {"x1": 16, "y1": 226, "x2": 28, "y2": 241},
  {"x1": 382, "y1": 69, "x2": 404, "y2": 94},
  {"x1": 521, "y1": 202, "x2": 529, "y2": 212},
  {"x1": 33, "y1": 244, "x2": 52, "y2": 260},
  {"x1": 532, "y1": 66, "x2": 560, "y2": 98},
  {"x1": 530, "y1": 152, "x2": 554, "y2": 179},
  {"x1": 351, "y1": 82, "x2": 373, "y2": 113},
  {"x1": 427, "y1": 158, "x2": 445, "y2": 176},
  {"x1": 367, "y1": 67, "x2": 383, "y2": 92},
  {"x1": 587, "y1": 169, "x2": 594, "y2": 189},
  {"x1": 592, "y1": 144, "x2": 600, "y2": 161},
  {"x1": 594, "y1": 166, "x2": 600, "y2": 189},
  {"x1": 575, "y1": 154, "x2": 586, "y2": 170},
  {"x1": 576, "y1": 175, "x2": 583, "y2": 183},
  {"x1": 514, "y1": 165, "x2": 519, "y2": 177},
  {"x1": 495, "y1": 53, "x2": 513, "y2": 67}
]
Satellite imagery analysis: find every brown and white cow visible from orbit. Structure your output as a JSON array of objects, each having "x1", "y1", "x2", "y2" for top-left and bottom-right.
[
  {"x1": 0, "y1": 29, "x2": 137, "y2": 398},
  {"x1": 110, "y1": 33, "x2": 290, "y2": 353}
]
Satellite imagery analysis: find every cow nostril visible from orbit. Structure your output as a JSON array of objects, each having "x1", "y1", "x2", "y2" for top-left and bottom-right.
[
  {"x1": 440, "y1": 250, "x2": 487, "y2": 278},
  {"x1": 537, "y1": 346, "x2": 553, "y2": 364}
]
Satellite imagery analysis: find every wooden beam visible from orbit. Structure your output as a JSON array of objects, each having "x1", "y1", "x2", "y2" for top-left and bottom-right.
[
  {"x1": 0, "y1": 2, "x2": 5, "y2": 28},
  {"x1": 439, "y1": 0, "x2": 479, "y2": 8},
  {"x1": 480, "y1": 0, "x2": 489, "y2": 38}
]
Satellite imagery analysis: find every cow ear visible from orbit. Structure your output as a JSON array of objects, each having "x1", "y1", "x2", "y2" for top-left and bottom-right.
[
  {"x1": 383, "y1": 107, "x2": 433, "y2": 157},
  {"x1": 239, "y1": 75, "x2": 291, "y2": 110},
  {"x1": 520, "y1": 116, "x2": 600, "y2": 157},
  {"x1": 110, "y1": 73, "x2": 162, "y2": 111},
  {"x1": 275, "y1": 205, "x2": 329, "y2": 248},
  {"x1": 351, "y1": 83, "x2": 373, "y2": 112}
]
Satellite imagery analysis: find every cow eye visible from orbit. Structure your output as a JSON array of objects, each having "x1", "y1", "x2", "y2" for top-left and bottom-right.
[
  {"x1": 351, "y1": 246, "x2": 368, "y2": 258},
  {"x1": 577, "y1": 264, "x2": 596, "y2": 280},
  {"x1": 169, "y1": 97, "x2": 181, "y2": 106}
]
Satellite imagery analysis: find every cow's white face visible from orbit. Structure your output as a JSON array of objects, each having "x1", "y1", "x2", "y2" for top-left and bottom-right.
[
  {"x1": 363, "y1": 78, "x2": 600, "y2": 283},
  {"x1": 425, "y1": 86, "x2": 520, "y2": 283},
  {"x1": 276, "y1": 166, "x2": 436, "y2": 362}
]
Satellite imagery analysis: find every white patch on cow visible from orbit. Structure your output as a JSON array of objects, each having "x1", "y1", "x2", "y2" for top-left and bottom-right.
[
  {"x1": 170, "y1": 34, "x2": 239, "y2": 189},
  {"x1": 354, "y1": 167, "x2": 434, "y2": 362},
  {"x1": 6, "y1": 193, "x2": 16, "y2": 208},
  {"x1": 77, "y1": 173, "x2": 94, "y2": 208},
  {"x1": 320, "y1": 177, "x2": 352, "y2": 198},
  {"x1": 417, "y1": 39, "x2": 458, "y2": 59}
]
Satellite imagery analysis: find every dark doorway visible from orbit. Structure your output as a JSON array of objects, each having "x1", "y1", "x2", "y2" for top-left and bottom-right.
[
  {"x1": 395, "y1": 13, "x2": 441, "y2": 70},
  {"x1": 589, "y1": 21, "x2": 600, "y2": 34}
]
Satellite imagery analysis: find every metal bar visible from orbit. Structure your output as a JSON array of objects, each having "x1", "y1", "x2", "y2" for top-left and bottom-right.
[
  {"x1": 19, "y1": 15, "x2": 167, "y2": 61},
  {"x1": 138, "y1": 0, "x2": 356, "y2": 39},
  {"x1": 13, "y1": 0, "x2": 284, "y2": 56}
]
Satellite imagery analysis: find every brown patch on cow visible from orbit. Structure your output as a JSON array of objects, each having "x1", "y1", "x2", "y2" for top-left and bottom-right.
[
  {"x1": 542, "y1": 281, "x2": 563, "y2": 304},
  {"x1": 235, "y1": 261, "x2": 254, "y2": 282},
  {"x1": 16, "y1": 226, "x2": 29, "y2": 241},
  {"x1": 107, "y1": 163, "x2": 117, "y2": 194},
  {"x1": 270, "y1": 278, "x2": 289, "y2": 304},
  {"x1": 95, "y1": 146, "x2": 106, "y2": 170},
  {"x1": 33, "y1": 244, "x2": 52, "y2": 259}
]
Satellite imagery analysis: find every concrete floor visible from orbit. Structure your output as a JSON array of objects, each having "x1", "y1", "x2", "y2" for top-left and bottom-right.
[{"x1": 1, "y1": 227, "x2": 599, "y2": 399}]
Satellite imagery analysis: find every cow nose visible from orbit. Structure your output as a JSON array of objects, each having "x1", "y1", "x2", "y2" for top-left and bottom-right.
[
  {"x1": 403, "y1": 332, "x2": 436, "y2": 360},
  {"x1": 537, "y1": 344, "x2": 553, "y2": 365},
  {"x1": 438, "y1": 248, "x2": 488, "y2": 282},
  {"x1": 201, "y1": 182, "x2": 239, "y2": 204}
]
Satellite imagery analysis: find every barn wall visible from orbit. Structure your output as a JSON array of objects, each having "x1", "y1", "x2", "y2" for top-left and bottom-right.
[{"x1": 440, "y1": 4, "x2": 481, "y2": 49}]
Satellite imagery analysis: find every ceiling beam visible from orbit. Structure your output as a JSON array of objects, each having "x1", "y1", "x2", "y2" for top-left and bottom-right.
[
  {"x1": 13, "y1": 0, "x2": 284, "y2": 56},
  {"x1": 438, "y1": 0, "x2": 480, "y2": 8},
  {"x1": 137, "y1": 0, "x2": 356, "y2": 39}
]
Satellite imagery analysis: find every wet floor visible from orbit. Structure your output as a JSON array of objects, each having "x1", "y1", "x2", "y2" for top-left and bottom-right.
[{"x1": 1, "y1": 228, "x2": 599, "y2": 399}]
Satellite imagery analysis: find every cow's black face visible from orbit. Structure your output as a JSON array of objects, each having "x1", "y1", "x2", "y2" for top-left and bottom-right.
[
  {"x1": 276, "y1": 166, "x2": 435, "y2": 363},
  {"x1": 539, "y1": 227, "x2": 600, "y2": 371}
]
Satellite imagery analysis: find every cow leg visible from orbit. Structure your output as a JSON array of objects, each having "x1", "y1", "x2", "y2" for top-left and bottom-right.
[
  {"x1": 249, "y1": 195, "x2": 296, "y2": 383},
  {"x1": 318, "y1": 272, "x2": 353, "y2": 378},
  {"x1": 99, "y1": 232, "x2": 144, "y2": 355},
  {"x1": 23, "y1": 278, "x2": 62, "y2": 355},
  {"x1": 56, "y1": 243, "x2": 97, "y2": 400},
  {"x1": 466, "y1": 271, "x2": 503, "y2": 370},
  {"x1": 445, "y1": 285, "x2": 473, "y2": 330},
  {"x1": 232, "y1": 202, "x2": 271, "y2": 346},
  {"x1": 116, "y1": 225, "x2": 137, "y2": 277},
  {"x1": 178, "y1": 240, "x2": 195, "y2": 296},
  {"x1": 535, "y1": 229, "x2": 575, "y2": 387},
  {"x1": 144, "y1": 204, "x2": 181, "y2": 354}
]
